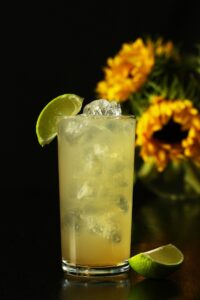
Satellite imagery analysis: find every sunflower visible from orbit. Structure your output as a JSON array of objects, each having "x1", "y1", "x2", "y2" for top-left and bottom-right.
[
  {"x1": 136, "y1": 96, "x2": 200, "y2": 171},
  {"x1": 96, "y1": 38, "x2": 154, "y2": 102},
  {"x1": 153, "y1": 38, "x2": 175, "y2": 57}
]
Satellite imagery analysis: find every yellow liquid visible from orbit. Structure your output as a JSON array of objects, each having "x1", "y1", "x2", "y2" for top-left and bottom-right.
[{"x1": 58, "y1": 116, "x2": 135, "y2": 267}]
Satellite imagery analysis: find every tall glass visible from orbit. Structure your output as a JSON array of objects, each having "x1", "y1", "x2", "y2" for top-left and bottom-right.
[{"x1": 57, "y1": 114, "x2": 136, "y2": 276}]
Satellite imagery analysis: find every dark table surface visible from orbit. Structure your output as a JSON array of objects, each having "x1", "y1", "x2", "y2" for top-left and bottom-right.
[{"x1": 2, "y1": 186, "x2": 200, "y2": 299}]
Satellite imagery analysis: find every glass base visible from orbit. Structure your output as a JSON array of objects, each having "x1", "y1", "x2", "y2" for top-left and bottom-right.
[{"x1": 62, "y1": 260, "x2": 130, "y2": 277}]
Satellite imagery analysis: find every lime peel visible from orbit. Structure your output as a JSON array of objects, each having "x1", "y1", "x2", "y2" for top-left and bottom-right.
[
  {"x1": 128, "y1": 244, "x2": 184, "y2": 278},
  {"x1": 36, "y1": 93, "x2": 84, "y2": 146}
]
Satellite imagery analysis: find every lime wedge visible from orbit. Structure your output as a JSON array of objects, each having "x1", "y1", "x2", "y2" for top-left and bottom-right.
[
  {"x1": 128, "y1": 244, "x2": 184, "y2": 278},
  {"x1": 36, "y1": 93, "x2": 83, "y2": 146}
]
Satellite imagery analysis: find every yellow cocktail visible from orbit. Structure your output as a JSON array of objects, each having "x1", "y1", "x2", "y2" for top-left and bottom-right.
[{"x1": 58, "y1": 114, "x2": 135, "y2": 275}]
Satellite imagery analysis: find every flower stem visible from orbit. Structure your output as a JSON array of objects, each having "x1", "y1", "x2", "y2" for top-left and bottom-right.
[{"x1": 184, "y1": 161, "x2": 200, "y2": 194}]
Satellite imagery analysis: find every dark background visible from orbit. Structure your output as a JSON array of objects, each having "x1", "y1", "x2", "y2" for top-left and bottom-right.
[
  {"x1": 10, "y1": 1, "x2": 200, "y2": 192},
  {"x1": 2, "y1": 0, "x2": 199, "y2": 281}
]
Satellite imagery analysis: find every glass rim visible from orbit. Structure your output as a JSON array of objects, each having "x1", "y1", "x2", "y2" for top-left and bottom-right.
[{"x1": 58, "y1": 114, "x2": 136, "y2": 122}]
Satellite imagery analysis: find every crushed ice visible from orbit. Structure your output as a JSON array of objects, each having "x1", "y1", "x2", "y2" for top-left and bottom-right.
[{"x1": 83, "y1": 99, "x2": 122, "y2": 116}]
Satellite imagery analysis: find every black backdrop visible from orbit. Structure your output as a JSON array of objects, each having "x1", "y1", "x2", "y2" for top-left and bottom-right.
[
  {"x1": 12, "y1": 1, "x2": 200, "y2": 190},
  {"x1": 2, "y1": 0, "x2": 199, "y2": 278}
]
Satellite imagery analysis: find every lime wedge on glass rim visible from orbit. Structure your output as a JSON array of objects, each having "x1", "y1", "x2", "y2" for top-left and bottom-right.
[
  {"x1": 36, "y1": 93, "x2": 83, "y2": 146},
  {"x1": 128, "y1": 244, "x2": 184, "y2": 278}
]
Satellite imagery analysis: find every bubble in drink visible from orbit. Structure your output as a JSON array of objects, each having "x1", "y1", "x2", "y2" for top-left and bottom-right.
[{"x1": 83, "y1": 99, "x2": 122, "y2": 116}]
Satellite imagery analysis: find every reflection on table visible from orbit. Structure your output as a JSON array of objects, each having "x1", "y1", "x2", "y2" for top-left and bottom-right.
[
  {"x1": 59, "y1": 273, "x2": 181, "y2": 300},
  {"x1": 56, "y1": 193, "x2": 200, "y2": 300}
]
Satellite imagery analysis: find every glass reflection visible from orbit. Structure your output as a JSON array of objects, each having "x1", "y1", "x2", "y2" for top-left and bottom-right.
[
  {"x1": 60, "y1": 274, "x2": 130, "y2": 300},
  {"x1": 58, "y1": 273, "x2": 181, "y2": 300}
]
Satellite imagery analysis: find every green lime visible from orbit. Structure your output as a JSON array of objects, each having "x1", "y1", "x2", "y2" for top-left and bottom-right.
[
  {"x1": 36, "y1": 93, "x2": 83, "y2": 146},
  {"x1": 128, "y1": 244, "x2": 184, "y2": 278}
]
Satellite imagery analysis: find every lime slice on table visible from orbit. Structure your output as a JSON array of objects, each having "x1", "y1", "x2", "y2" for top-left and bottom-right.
[
  {"x1": 128, "y1": 244, "x2": 184, "y2": 278},
  {"x1": 36, "y1": 93, "x2": 83, "y2": 146}
]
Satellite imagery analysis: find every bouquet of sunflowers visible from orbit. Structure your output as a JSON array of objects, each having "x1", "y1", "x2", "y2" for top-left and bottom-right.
[{"x1": 95, "y1": 37, "x2": 200, "y2": 200}]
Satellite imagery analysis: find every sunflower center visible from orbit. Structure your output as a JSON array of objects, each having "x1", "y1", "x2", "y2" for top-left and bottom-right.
[{"x1": 153, "y1": 119, "x2": 188, "y2": 144}]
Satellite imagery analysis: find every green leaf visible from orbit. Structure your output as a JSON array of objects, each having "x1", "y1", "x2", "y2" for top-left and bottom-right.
[{"x1": 184, "y1": 161, "x2": 200, "y2": 194}]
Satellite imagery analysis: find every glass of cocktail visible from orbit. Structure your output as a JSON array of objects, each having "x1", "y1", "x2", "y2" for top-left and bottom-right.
[{"x1": 57, "y1": 101, "x2": 136, "y2": 276}]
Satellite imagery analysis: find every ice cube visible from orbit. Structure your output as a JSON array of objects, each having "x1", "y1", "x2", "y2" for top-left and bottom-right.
[
  {"x1": 84, "y1": 213, "x2": 122, "y2": 243},
  {"x1": 84, "y1": 144, "x2": 108, "y2": 174},
  {"x1": 62, "y1": 209, "x2": 82, "y2": 231},
  {"x1": 116, "y1": 196, "x2": 129, "y2": 212},
  {"x1": 83, "y1": 99, "x2": 122, "y2": 116},
  {"x1": 105, "y1": 120, "x2": 120, "y2": 132},
  {"x1": 86, "y1": 216, "x2": 105, "y2": 235},
  {"x1": 77, "y1": 182, "x2": 94, "y2": 200},
  {"x1": 110, "y1": 230, "x2": 121, "y2": 243},
  {"x1": 63, "y1": 119, "x2": 84, "y2": 143}
]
